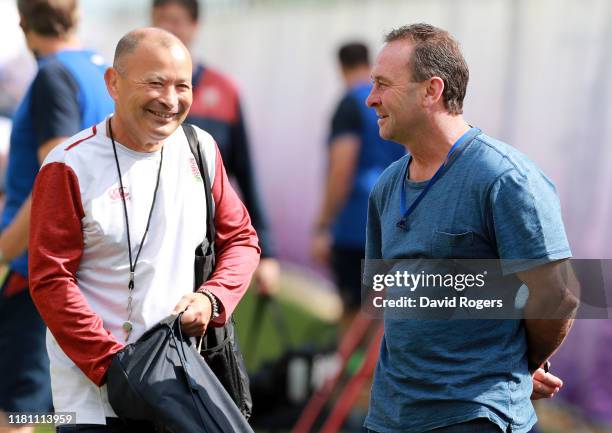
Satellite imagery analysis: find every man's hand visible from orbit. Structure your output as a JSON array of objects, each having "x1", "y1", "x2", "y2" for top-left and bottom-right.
[
  {"x1": 172, "y1": 293, "x2": 212, "y2": 337},
  {"x1": 531, "y1": 367, "x2": 563, "y2": 400},
  {"x1": 254, "y1": 257, "x2": 281, "y2": 295}
]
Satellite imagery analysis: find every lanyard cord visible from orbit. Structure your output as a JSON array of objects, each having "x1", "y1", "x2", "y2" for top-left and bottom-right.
[
  {"x1": 397, "y1": 127, "x2": 480, "y2": 230},
  {"x1": 108, "y1": 118, "x2": 164, "y2": 339}
]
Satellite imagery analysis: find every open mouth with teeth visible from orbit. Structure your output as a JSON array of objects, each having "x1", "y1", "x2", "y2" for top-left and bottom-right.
[{"x1": 146, "y1": 109, "x2": 178, "y2": 120}]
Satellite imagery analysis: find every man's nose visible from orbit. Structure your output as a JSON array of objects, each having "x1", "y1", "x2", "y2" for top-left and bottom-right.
[
  {"x1": 366, "y1": 87, "x2": 378, "y2": 107},
  {"x1": 159, "y1": 86, "x2": 179, "y2": 109}
]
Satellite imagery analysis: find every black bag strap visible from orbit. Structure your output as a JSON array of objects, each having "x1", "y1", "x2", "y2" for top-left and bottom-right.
[
  {"x1": 182, "y1": 123, "x2": 216, "y2": 274},
  {"x1": 182, "y1": 124, "x2": 252, "y2": 420}
]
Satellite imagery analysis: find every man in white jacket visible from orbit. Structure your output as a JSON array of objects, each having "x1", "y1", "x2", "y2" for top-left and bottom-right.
[{"x1": 29, "y1": 27, "x2": 260, "y2": 432}]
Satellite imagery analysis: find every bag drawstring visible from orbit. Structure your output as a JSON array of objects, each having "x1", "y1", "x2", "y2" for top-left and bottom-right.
[{"x1": 172, "y1": 313, "x2": 208, "y2": 430}]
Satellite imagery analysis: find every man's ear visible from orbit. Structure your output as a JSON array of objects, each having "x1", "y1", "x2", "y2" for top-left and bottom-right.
[
  {"x1": 104, "y1": 67, "x2": 120, "y2": 101},
  {"x1": 18, "y1": 14, "x2": 28, "y2": 33},
  {"x1": 422, "y1": 76, "x2": 445, "y2": 109}
]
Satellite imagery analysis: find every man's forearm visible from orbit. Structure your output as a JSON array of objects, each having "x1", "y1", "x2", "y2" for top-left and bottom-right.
[
  {"x1": 315, "y1": 136, "x2": 360, "y2": 230},
  {"x1": 0, "y1": 136, "x2": 68, "y2": 263},
  {"x1": 519, "y1": 260, "x2": 580, "y2": 371},
  {"x1": 524, "y1": 318, "x2": 574, "y2": 371},
  {"x1": 316, "y1": 171, "x2": 353, "y2": 230}
]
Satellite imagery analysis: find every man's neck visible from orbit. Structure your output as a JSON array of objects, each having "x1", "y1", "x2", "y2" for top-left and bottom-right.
[
  {"x1": 343, "y1": 66, "x2": 371, "y2": 89},
  {"x1": 405, "y1": 114, "x2": 470, "y2": 182},
  {"x1": 108, "y1": 117, "x2": 163, "y2": 153}
]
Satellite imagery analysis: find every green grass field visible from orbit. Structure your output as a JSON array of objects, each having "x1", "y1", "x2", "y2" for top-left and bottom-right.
[{"x1": 234, "y1": 288, "x2": 338, "y2": 370}]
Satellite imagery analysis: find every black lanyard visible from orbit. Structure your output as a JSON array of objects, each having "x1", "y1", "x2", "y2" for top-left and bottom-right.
[
  {"x1": 397, "y1": 127, "x2": 480, "y2": 230},
  {"x1": 108, "y1": 118, "x2": 164, "y2": 340}
]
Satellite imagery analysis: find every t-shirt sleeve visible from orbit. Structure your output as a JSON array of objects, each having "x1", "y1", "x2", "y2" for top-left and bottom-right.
[
  {"x1": 489, "y1": 168, "x2": 572, "y2": 274},
  {"x1": 365, "y1": 185, "x2": 383, "y2": 260},
  {"x1": 30, "y1": 61, "x2": 81, "y2": 146},
  {"x1": 363, "y1": 184, "x2": 383, "y2": 298},
  {"x1": 329, "y1": 94, "x2": 361, "y2": 143}
]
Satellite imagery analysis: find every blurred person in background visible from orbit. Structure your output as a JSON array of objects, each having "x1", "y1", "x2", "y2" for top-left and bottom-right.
[
  {"x1": 311, "y1": 42, "x2": 404, "y2": 327},
  {"x1": 364, "y1": 23, "x2": 577, "y2": 433},
  {"x1": 0, "y1": 117, "x2": 13, "y2": 199},
  {"x1": 0, "y1": 2, "x2": 36, "y2": 210},
  {"x1": 0, "y1": 0, "x2": 113, "y2": 431},
  {"x1": 0, "y1": 50, "x2": 35, "y2": 119},
  {"x1": 0, "y1": 1, "x2": 36, "y2": 118},
  {"x1": 151, "y1": 0, "x2": 280, "y2": 295}
]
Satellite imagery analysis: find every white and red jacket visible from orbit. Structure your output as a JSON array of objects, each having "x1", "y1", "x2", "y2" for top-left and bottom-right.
[{"x1": 28, "y1": 117, "x2": 260, "y2": 424}]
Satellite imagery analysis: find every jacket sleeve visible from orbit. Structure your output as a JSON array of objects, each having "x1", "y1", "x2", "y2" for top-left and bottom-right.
[
  {"x1": 200, "y1": 145, "x2": 261, "y2": 325},
  {"x1": 29, "y1": 162, "x2": 124, "y2": 386}
]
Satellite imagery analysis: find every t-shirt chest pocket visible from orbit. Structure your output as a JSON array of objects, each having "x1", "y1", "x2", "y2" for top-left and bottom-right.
[{"x1": 431, "y1": 230, "x2": 475, "y2": 258}]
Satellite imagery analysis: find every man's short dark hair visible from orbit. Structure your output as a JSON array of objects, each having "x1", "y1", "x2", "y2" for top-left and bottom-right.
[
  {"x1": 385, "y1": 23, "x2": 469, "y2": 115},
  {"x1": 17, "y1": 0, "x2": 78, "y2": 37},
  {"x1": 338, "y1": 42, "x2": 369, "y2": 69},
  {"x1": 152, "y1": 0, "x2": 199, "y2": 22}
]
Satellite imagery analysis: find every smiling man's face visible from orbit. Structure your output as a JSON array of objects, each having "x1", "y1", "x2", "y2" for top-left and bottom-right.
[
  {"x1": 366, "y1": 39, "x2": 425, "y2": 144},
  {"x1": 108, "y1": 38, "x2": 192, "y2": 150}
]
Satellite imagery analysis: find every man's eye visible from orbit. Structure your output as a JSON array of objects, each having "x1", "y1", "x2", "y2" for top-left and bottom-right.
[{"x1": 149, "y1": 82, "x2": 163, "y2": 87}]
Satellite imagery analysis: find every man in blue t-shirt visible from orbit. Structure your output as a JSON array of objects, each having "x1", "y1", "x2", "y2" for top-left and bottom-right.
[
  {"x1": 0, "y1": 1, "x2": 113, "y2": 429},
  {"x1": 312, "y1": 42, "x2": 404, "y2": 320},
  {"x1": 363, "y1": 24, "x2": 578, "y2": 433}
]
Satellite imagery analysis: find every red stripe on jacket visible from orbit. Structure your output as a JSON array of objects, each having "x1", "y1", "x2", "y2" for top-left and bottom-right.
[
  {"x1": 202, "y1": 144, "x2": 261, "y2": 325},
  {"x1": 29, "y1": 162, "x2": 124, "y2": 386},
  {"x1": 65, "y1": 125, "x2": 97, "y2": 151}
]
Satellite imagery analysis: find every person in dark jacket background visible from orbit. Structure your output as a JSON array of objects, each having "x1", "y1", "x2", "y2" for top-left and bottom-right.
[{"x1": 152, "y1": 0, "x2": 279, "y2": 295}]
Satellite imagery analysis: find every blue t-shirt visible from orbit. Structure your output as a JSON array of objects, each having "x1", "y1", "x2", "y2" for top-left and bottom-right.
[
  {"x1": 2, "y1": 50, "x2": 113, "y2": 278},
  {"x1": 328, "y1": 82, "x2": 405, "y2": 248},
  {"x1": 364, "y1": 130, "x2": 571, "y2": 433}
]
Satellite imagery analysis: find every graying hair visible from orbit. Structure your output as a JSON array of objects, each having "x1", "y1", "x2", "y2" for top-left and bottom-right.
[
  {"x1": 385, "y1": 23, "x2": 469, "y2": 115},
  {"x1": 113, "y1": 28, "x2": 180, "y2": 74}
]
